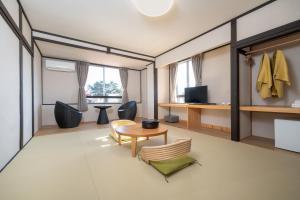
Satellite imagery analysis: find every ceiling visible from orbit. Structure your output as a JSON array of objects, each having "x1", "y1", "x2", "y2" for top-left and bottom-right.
[
  {"x1": 21, "y1": 0, "x2": 268, "y2": 56},
  {"x1": 36, "y1": 40, "x2": 150, "y2": 69}
]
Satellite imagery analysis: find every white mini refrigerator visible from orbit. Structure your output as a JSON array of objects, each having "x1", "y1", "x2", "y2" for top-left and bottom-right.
[{"x1": 274, "y1": 119, "x2": 300, "y2": 153}]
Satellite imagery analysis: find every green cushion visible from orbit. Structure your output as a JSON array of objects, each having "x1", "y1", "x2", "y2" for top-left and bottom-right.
[{"x1": 149, "y1": 155, "x2": 196, "y2": 177}]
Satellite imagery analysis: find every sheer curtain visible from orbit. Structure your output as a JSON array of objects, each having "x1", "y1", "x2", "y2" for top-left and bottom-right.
[
  {"x1": 119, "y1": 68, "x2": 128, "y2": 103},
  {"x1": 169, "y1": 63, "x2": 178, "y2": 102},
  {"x1": 76, "y1": 61, "x2": 89, "y2": 112},
  {"x1": 192, "y1": 54, "x2": 203, "y2": 86}
]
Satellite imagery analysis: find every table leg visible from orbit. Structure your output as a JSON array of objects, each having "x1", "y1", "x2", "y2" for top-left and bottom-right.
[
  {"x1": 97, "y1": 108, "x2": 109, "y2": 124},
  {"x1": 164, "y1": 133, "x2": 168, "y2": 144},
  {"x1": 118, "y1": 134, "x2": 121, "y2": 145},
  {"x1": 131, "y1": 137, "x2": 137, "y2": 157}
]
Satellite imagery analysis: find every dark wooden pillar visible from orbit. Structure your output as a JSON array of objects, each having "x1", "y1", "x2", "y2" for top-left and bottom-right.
[{"x1": 230, "y1": 19, "x2": 240, "y2": 141}]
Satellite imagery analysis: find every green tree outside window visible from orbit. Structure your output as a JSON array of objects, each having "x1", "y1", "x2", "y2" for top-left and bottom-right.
[{"x1": 87, "y1": 81, "x2": 121, "y2": 96}]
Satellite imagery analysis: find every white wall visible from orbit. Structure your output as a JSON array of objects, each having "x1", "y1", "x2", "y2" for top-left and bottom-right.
[
  {"x1": 146, "y1": 64, "x2": 154, "y2": 119},
  {"x1": 0, "y1": 16, "x2": 20, "y2": 169},
  {"x1": 22, "y1": 47, "x2": 33, "y2": 145},
  {"x1": 200, "y1": 46, "x2": 231, "y2": 128},
  {"x1": 127, "y1": 70, "x2": 141, "y2": 102},
  {"x1": 155, "y1": 23, "x2": 231, "y2": 68},
  {"x1": 43, "y1": 61, "x2": 78, "y2": 104},
  {"x1": 239, "y1": 54, "x2": 252, "y2": 140},
  {"x1": 33, "y1": 45, "x2": 42, "y2": 133},
  {"x1": 21, "y1": 4, "x2": 34, "y2": 143},
  {"x1": 141, "y1": 69, "x2": 148, "y2": 118},
  {"x1": 237, "y1": 0, "x2": 300, "y2": 41},
  {"x1": 157, "y1": 66, "x2": 169, "y2": 119}
]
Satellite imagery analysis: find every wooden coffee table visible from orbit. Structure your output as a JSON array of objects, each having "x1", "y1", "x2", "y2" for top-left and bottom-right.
[{"x1": 115, "y1": 124, "x2": 168, "y2": 157}]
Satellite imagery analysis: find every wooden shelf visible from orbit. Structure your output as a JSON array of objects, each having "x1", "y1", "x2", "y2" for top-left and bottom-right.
[
  {"x1": 240, "y1": 106, "x2": 300, "y2": 114},
  {"x1": 158, "y1": 103, "x2": 230, "y2": 110}
]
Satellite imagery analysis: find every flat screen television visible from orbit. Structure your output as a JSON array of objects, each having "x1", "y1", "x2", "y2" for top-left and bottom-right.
[{"x1": 184, "y1": 86, "x2": 208, "y2": 103}]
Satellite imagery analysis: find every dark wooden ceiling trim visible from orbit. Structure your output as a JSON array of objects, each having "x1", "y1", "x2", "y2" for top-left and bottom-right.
[
  {"x1": 34, "y1": 36, "x2": 155, "y2": 63},
  {"x1": 32, "y1": 29, "x2": 155, "y2": 59}
]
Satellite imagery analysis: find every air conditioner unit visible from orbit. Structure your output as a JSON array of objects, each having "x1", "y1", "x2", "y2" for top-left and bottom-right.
[{"x1": 45, "y1": 59, "x2": 76, "y2": 72}]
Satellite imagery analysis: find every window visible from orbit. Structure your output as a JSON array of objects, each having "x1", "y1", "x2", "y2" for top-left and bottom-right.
[
  {"x1": 85, "y1": 65, "x2": 122, "y2": 103},
  {"x1": 175, "y1": 60, "x2": 195, "y2": 102}
]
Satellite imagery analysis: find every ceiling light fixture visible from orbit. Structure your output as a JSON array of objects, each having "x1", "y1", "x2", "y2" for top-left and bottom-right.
[{"x1": 131, "y1": 0, "x2": 174, "y2": 17}]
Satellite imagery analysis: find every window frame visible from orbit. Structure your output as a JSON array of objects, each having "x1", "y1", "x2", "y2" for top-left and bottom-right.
[
  {"x1": 176, "y1": 59, "x2": 193, "y2": 98},
  {"x1": 85, "y1": 65, "x2": 123, "y2": 100}
]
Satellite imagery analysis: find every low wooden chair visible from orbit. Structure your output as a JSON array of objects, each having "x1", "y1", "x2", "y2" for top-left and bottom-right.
[
  {"x1": 110, "y1": 120, "x2": 136, "y2": 144},
  {"x1": 140, "y1": 138, "x2": 200, "y2": 182},
  {"x1": 140, "y1": 138, "x2": 192, "y2": 163}
]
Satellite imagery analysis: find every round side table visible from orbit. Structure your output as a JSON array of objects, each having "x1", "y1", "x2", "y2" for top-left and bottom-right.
[{"x1": 94, "y1": 106, "x2": 112, "y2": 124}]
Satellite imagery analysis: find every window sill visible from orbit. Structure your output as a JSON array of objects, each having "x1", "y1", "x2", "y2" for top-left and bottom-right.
[{"x1": 42, "y1": 102, "x2": 142, "y2": 106}]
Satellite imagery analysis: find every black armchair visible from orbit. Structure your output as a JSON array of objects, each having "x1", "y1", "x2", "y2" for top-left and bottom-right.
[
  {"x1": 118, "y1": 101, "x2": 137, "y2": 121},
  {"x1": 54, "y1": 101, "x2": 82, "y2": 128}
]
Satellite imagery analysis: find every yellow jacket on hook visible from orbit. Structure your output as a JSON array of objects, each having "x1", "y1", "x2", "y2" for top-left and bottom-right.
[
  {"x1": 271, "y1": 50, "x2": 291, "y2": 98},
  {"x1": 256, "y1": 53, "x2": 272, "y2": 99}
]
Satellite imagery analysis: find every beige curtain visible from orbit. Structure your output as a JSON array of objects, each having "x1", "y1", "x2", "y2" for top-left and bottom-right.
[
  {"x1": 192, "y1": 54, "x2": 203, "y2": 86},
  {"x1": 169, "y1": 63, "x2": 178, "y2": 102},
  {"x1": 119, "y1": 68, "x2": 128, "y2": 103},
  {"x1": 76, "y1": 61, "x2": 89, "y2": 112}
]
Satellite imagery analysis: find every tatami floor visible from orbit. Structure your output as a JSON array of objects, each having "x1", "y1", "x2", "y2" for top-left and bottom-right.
[{"x1": 0, "y1": 123, "x2": 300, "y2": 200}]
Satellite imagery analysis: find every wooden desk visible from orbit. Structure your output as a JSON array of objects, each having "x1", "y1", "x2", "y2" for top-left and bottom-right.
[
  {"x1": 159, "y1": 103, "x2": 231, "y2": 132},
  {"x1": 159, "y1": 103, "x2": 300, "y2": 134}
]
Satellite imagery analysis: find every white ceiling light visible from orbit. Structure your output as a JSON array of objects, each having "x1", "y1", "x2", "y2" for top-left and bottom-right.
[{"x1": 131, "y1": 0, "x2": 174, "y2": 17}]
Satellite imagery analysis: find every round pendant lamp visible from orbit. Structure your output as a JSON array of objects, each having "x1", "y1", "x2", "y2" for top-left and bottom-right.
[{"x1": 131, "y1": 0, "x2": 174, "y2": 17}]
